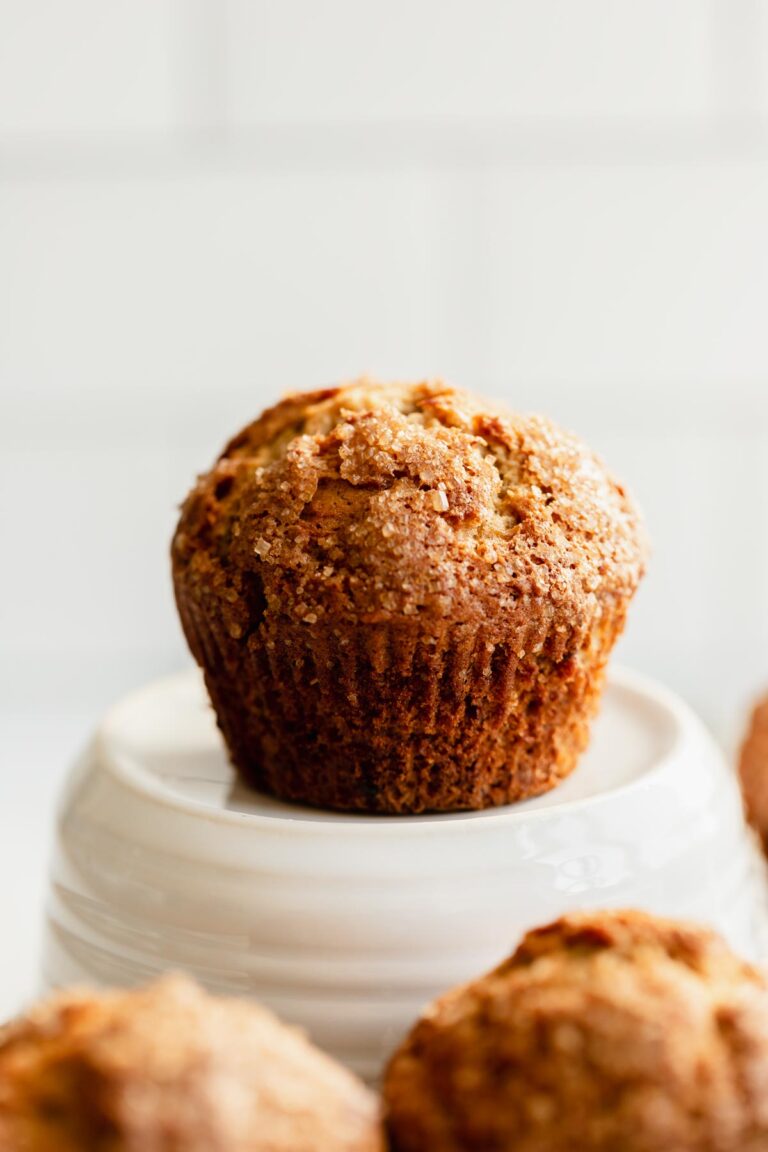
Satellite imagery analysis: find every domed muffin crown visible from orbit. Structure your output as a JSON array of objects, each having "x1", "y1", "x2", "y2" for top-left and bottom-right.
[
  {"x1": 0, "y1": 975, "x2": 383, "y2": 1151},
  {"x1": 384, "y1": 910, "x2": 768, "y2": 1152},
  {"x1": 175, "y1": 380, "x2": 644, "y2": 644}
]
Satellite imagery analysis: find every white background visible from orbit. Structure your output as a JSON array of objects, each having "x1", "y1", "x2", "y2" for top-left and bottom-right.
[{"x1": 3, "y1": 0, "x2": 768, "y2": 1020}]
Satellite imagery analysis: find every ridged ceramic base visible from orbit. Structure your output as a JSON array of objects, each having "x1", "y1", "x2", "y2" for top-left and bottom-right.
[{"x1": 43, "y1": 667, "x2": 768, "y2": 1082}]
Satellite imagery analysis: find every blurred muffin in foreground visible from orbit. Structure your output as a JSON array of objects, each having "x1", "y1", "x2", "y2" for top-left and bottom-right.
[
  {"x1": 172, "y1": 380, "x2": 645, "y2": 813},
  {"x1": 0, "y1": 974, "x2": 383, "y2": 1152},
  {"x1": 739, "y1": 692, "x2": 768, "y2": 851},
  {"x1": 384, "y1": 909, "x2": 768, "y2": 1152}
]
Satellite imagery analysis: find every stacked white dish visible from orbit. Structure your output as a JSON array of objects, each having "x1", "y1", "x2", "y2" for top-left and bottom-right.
[{"x1": 44, "y1": 665, "x2": 768, "y2": 1082}]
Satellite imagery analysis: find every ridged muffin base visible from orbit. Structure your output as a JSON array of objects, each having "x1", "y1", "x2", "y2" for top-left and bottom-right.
[{"x1": 178, "y1": 596, "x2": 626, "y2": 813}]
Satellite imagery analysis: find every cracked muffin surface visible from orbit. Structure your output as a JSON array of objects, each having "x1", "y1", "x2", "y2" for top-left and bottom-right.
[
  {"x1": 172, "y1": 380, "x2": 645, "y2": 812},
  {"x1": 383, "y1": 909, "x2": 768, "y2": 1152},
  {"x1": 0, "y1": 974, "x2": 384, "y2": 1152}
]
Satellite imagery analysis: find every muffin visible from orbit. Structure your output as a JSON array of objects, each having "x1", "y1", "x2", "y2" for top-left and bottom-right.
[
  {"x1": 384, "y1": 909, "x2": 768, "y2": 1152},
  {"x1": 172, "y1": 380, "x2": 645, "y2": 813},
  {"x1": 0, "y1": 974, "x2": 384, "y2": 1151},
  {"x1": 739, "y1": 692, "x2": 768, "y2": 851}
]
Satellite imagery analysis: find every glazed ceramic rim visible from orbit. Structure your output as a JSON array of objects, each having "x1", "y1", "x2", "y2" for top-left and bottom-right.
[{"x1": 91, "y1": 664, "x2": 692, "y2": 838}]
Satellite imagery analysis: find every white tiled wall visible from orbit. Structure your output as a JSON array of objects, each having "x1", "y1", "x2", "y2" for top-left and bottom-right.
[
  {"x1": 0, "y1": 1, "x2": 184, "y2": 134},
  {"x1": 3, "y1": 0, "x2": 768, "y2": 753},
  {"x1": 225, "y1": 0, "x2": 718, "y2": 122}
]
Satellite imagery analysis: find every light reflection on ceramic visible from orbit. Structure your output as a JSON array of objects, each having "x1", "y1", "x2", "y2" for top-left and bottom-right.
[{"x1": 43, "y1": 667, "x2": 768, "y2": 1082}]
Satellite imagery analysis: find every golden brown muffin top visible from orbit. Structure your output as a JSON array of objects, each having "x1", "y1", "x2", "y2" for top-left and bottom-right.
[
  {"x1": 0, "y1": 975, "x2": 384, "y2": 1152},
  {"x1": 173, "y1": 381, "x2": 645, "y2": 642},
  {"x1": 384, "y1": 910, "x2": 768, "y2": 1152},
  {"x1": 740, "y1": 693, "x2": 768, "y2": 849}
]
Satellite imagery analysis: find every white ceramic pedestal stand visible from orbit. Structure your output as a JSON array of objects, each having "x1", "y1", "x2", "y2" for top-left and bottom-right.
[{"x1": 43, "y1": 666, "x2": 768, "y2": 1082}]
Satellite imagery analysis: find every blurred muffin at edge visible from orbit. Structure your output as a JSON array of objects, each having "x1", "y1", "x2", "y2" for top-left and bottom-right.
[
  {"x1": 172, "y1": 379, "x2": 646, "y2": 813},
  {"x1": 383, "y1": 909, "x2": 768, "y2": 1152},
  {"x1": 0, "y1": 974, "x2": 384, "y2": 1152},
  {"x1": 739, "y1": 692, "x2": 768, "y2": 851}
]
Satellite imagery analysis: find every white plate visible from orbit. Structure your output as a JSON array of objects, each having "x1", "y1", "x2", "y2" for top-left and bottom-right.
[{"x1": 44, "y1": 665, "x2": 768, "y2": 1081}]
